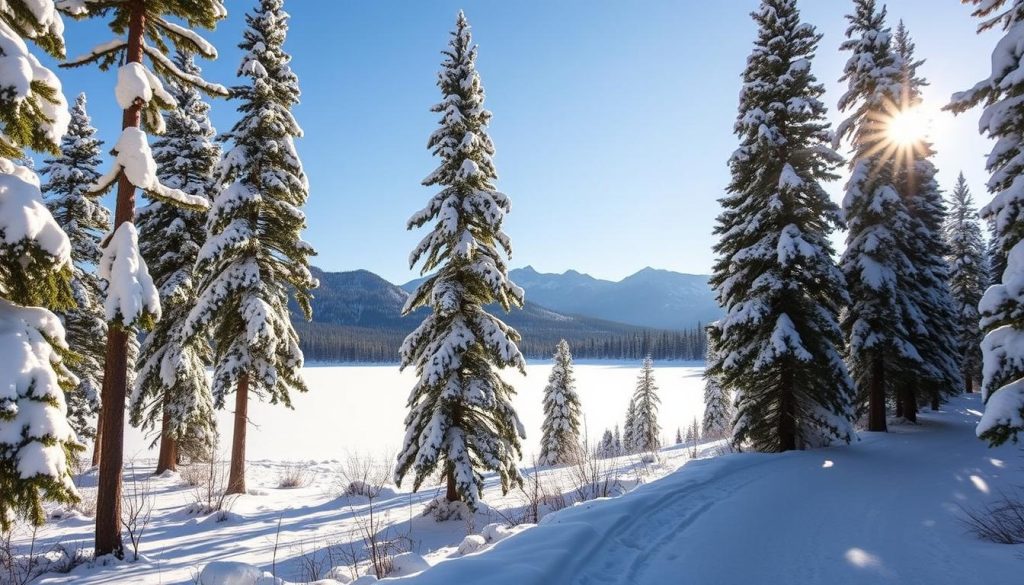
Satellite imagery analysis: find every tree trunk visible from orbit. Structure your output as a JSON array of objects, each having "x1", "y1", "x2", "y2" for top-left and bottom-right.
[
  {"x1": 445, "y1": 403, "x2": 462, "y2": 502},
  {"x1": 445, "y1": 464, "x2": 458, "y2": 503},
  {"x1": 94, "y1": 0, "x2": 145, "y2": 559},
  {"x1": 867, "y1": 355, "x2": 887, "y2": 432},
  {"x1": 895, "y1": 393, "x2": 904, "y2": 418},
  {"x1": 900, "y1": 385, "x2": 917, "y2": 423},
  {"x1": 930, "y1": 390, "x2": 940, "y2": 411},
  {"x1": 155, "y1": 409, "x2": 177, "y2": 475},
  {"x1": 778, "y1": 366, "x2": 796, "y2": 452},
  {"x1": 226, "y1": 374, "x2": 249, "y2": 495},
  {"x1": 91, "y1": 413, "x2": 103, "y2": 467}
]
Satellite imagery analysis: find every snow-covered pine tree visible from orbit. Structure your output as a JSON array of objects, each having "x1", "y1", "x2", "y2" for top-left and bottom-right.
[
  {"x1": 538, "y1": 340, "x2": 581, "y2": 466},
  {"x1": 711, "y1": 0, "x2": 854, "y2": 452},
  {"x1": 185, "y1": 0, "x2": 316, "y2": 496},
  {"x1": 947, "y1": 0, "x2": 1024, "y2": 445},
  {"x1": 944, "y1": 173, "x2": 987, "y2": 394},
  {"x1": 623, "y1": 398, "x2": 638, "y2": 453},
  {"x1": 0, "y1": 0, "x2": 82, "y2": 530},
  {"x1": 394, "y1": 11, "x2": 526, "y2": 511},
  {"x1": 891, "y1": 23, "x2": 963, "y2": 418},
  {"x1": 631, "y1": 357, "x2": 661, "y2": 452},
  {"x1": 131, "y1": 52, "x2": 220, "y2": 475},
  {"x1": 676, "y1": 427, "x2": 684, "y2": 445},
  {"x1": 702, "y1": 324, "x2": 733, "y2": 439},
  {"x1": 597, "y1": 429, "x2": 614, "y2": 458},
  {"x1": 837, "y1": 0, "x2": 921, "y2": 433},
  {"x1": 613, "y1": 424, "x2": 622, "y2": 455},
  {"x1": 61, "y1": 0, "x2": 226, "y2": 558},
  {"x1": 40, "y1": 93, "x2": 109, "y2": 441},
  {"x1": 946, "y1": 175, "x2": 988, "y2": 393}
]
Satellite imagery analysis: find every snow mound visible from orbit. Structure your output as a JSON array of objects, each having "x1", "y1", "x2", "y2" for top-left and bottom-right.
[
  {"x1": 457, "y1": 534, "x2": 486, "y2": 555},
  {"x1": 388, "y1": 552, "x2": 429, "y2": 577}
]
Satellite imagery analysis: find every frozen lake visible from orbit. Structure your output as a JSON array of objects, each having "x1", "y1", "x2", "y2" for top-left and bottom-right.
[{"x1": 124, "y1": 361, "x2": 707, "y2": 463}]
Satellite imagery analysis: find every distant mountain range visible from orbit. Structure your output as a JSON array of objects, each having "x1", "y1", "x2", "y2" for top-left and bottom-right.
[{"x1": 294, "y1": 266, "x2": 720, "y2": 362}]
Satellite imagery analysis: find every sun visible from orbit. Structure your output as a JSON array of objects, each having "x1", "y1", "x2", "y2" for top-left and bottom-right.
[{"x1": 885, "y1": 106, "x2": 931, "y2": 146}]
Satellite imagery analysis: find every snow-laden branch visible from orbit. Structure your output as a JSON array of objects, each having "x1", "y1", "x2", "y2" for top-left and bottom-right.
[{"x1": 89, "y1": 128, "x2": 210, "y2": 210}]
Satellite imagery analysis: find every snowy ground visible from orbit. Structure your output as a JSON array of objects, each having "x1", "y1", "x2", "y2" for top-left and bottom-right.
[
  {"x1": 8, "y1": 368, "x2": 1022, "y2": 584},
  {"x1": 124, "y1": 361, "x2": 707, "y2": 462},
  {"x1": 8, "y1": 363, "x2": 706, "y2": 584}
]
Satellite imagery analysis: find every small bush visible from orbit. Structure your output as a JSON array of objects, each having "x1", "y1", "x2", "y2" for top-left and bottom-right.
[
  {"x1": 277, "y1": 463, "x2": 314, "y2": 489},
  {"x1": 961, "y1": 489, "x2": 1024, "y2": 544}
]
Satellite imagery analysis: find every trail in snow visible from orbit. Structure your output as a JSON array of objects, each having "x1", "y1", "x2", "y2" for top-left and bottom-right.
[{"x1": 400, "y1": 394, "x2": 1022, "y2": 585}]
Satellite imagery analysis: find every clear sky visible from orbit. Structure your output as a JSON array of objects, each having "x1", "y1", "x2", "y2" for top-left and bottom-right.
[{"x1": 45, "y1": 0, "x2": 994, "y2": 284}]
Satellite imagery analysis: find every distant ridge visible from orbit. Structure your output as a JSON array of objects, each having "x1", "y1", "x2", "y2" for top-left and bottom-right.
[{"x1": 293, "y1": 266, "x2": 718, "y2": 362}]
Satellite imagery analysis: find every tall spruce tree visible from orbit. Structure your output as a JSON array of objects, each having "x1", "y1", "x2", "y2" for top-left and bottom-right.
[
  {"x1": 0, "y1": 0, "x2": 82, "y2": 530},
  {"x1": 40, "y1": 93, "x2": 109, "y2": 441},
  {"x1": 702, "y1": 324, "x2": 733, "y2": 439},
  {"x1": 947, "y1": 0, "x2": 1024, "y2": 444},
  {"x1": 62, "y1": 0, "x2": 227, "y2": 557},
  {"x1": 186, "y1": 0, "x2": 316, "y2": 496},
  {"x1": 395, "y1": 11, "x2": 526, "y2": 510},
  {"x1": 944, "y1": 173, "x2": 987, "y2": 393},
  {"x1": 837, "y1": 0, "x2": 921, "y2": 433},
  {"x1": 711, "y1": 0, "x2": 854, "y2": 452},
  {"x1": 538, "y1": 340, "x2": 582, "y2": 466},
  {"x1": 631, "y1": 357, "x2": 661, "y2": 452},
  {"x1": 131, "y1": 52, "x2": 220, "y2": 475},
  {"x1": 891, "y1": 23, "x2": 963, "y2": 418}
]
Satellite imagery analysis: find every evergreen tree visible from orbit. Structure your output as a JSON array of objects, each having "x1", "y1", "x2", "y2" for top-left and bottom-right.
[
  {"x1": 0, "y1": 0, "x2": 82, "y2": 530},
  {"x1": 702, "y1": 325, "x2": 734, "y2": 439},
  {"x1": 631, "y1": 357, "x2": 661, "y2": 452},
  {"x1": 131, "y1": 52, "x2": 220, "y2": 475},
  {"x1": 185, "y1": 0, "x2": 315, "y2": 496},
  {"x1": 394, "y1": 11, "x2": 525, "y2": 510},
  {"x1": 944, "y1": 173, "x2": 987, "y2": 394},
  {"x1": 676, "y1": 427, "x2": 684, "y2": 445},
  {"x1": 538, "y1": 340, "x2": 582, "y2": 466},
  {"x1": 837, "y1": 0, "x2": 920, "y2": 433},
  {"x1": 40, "y1": 93, "x2": 109, "y2": 440},
  {"x1": 62, "y1": 0, "x2": 227, "y2": 558},
  {"x1": 891, "y1": 23, "x2": 963, "y2": 417},
  {"x1": 623, "y1": 398, "x2": 638, "y2": 453},
  {"x1": 711, "y1": 0, "x2": 854, "y2": 452},
  {"x1": 612, "y1": 424, "x2": 622, "y2": 455},
  {"x1": 597, "y1": 429, "x2": 615, "y2": 458},
  {"x1": 947, "y1": 0, "x2": 1024, "y2": 444}
]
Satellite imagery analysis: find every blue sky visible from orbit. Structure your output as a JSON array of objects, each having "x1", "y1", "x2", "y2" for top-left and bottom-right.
[{"x1": 46, "y1": 1, "x2": 993, "y2": 284}]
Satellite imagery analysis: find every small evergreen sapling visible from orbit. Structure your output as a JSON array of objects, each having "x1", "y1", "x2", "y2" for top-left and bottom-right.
[
  {"x1": 538, "y1": 340, "x2": 582, "y2": 466},
  {"x1": 631, "y1": 357, "x2": 661, "y2": 452}
]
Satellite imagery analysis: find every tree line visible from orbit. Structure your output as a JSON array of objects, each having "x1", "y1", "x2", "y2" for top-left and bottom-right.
[{"x1": 295, "y1": 322, "x2": 709, "y2": 363}]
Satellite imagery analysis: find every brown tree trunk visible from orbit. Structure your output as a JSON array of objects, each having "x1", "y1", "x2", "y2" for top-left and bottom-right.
[
  {"x1": 778, "y1": 366, "x2": 796, "y2": 452},
  {"x1": 91, "y1": 413, "x2": 103, "y2": 467},
  {"x1": 445, "y1": 464, "x2": 458, "y2": 502},
  {"x1": 867, "y1": 356, "x2": 887, "y2": 432},
  {"x1": 94, "y1": 1, "x2": 146, "y2": 559},
  {"x1": 155, "y1": 409, "x2": 177, "y2": 475},
  {"x1": 226, "y1": 374, "x2": 249, "y2": 495}
]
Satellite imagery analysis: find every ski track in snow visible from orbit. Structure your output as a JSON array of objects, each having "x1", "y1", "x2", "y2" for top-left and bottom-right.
[{"x1": 400, "y1": 394, "x2": 1021, "y2": 585}]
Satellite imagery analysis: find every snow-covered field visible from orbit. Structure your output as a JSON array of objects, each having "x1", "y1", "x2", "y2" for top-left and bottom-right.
[
  {"x1": 9, "y1": 368, "x2": 1023, "y2": 585},
  {"x1": 124, "y1": 361, "x2": 707, "y2": 462}
]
